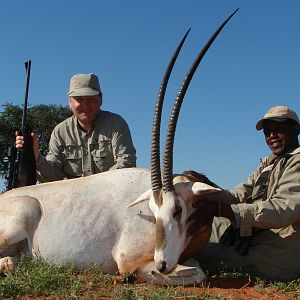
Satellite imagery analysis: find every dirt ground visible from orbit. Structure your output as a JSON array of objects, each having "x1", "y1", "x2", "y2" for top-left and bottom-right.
[
  {"x1": 187, "y1": 275, "x2": 292, "y2": 299},
  {"x1": 112, "y1": 274, "x2": 297, "y2": 300},
  {"x1": 16, "y1": 274, "x2": 298, "y2": 300}
]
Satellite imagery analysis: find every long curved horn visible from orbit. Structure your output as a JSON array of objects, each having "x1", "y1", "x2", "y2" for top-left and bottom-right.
[
  {"x1": 162, "y1": 9, "x2": 239, "y2": 192},
  {"x1": 151, "y1": 29, "x2": 191, "y2": 193}
]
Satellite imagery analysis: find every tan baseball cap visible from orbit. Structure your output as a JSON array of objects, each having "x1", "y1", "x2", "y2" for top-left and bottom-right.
[
  {"x1": 67, "y1": 73, "x2": 101, "y2": 96},
  {"x1": 256, "y1": 106, "x2": 300, "y2": 132}
]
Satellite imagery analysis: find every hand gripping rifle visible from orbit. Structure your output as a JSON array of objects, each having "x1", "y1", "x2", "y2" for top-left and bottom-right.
[{"x1": 6, "y1": 60, "x2": 36, "y2": 190}]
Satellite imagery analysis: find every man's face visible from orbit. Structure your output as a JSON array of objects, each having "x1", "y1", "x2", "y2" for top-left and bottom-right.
[
  {"x1": 69, "y1": 95, "x2": 101, "y2": 124},
  {"x1": 263, "y1": 120, "x2": 298, "y2": 156}
]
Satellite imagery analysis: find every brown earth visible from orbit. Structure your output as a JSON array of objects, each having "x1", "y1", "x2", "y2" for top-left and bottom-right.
[
  {"x1": 17, "y1": 274, "x2": 299, "y2": 299},
  {"x1": 80, "y1": 274, "x2": 299, "y2": 300},
  {"x1": 186, "y1": 275, "x2": 293, "y2": 299}
]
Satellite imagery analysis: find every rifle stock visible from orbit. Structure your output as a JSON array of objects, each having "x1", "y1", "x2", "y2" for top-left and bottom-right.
[{"x1": 6, "y1": 144, "x2": 17, "y2": 190}]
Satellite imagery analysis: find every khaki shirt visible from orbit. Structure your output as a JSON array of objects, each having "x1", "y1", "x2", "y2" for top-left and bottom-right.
[
  {"x1": 219, "y1": 147, "x2": 300, "y2": 280},
  {"x1": 36, "y1": 110, "x2": 136, "y2": 182}
]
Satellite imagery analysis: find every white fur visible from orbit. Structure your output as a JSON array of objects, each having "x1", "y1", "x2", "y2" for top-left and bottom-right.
[{"x1": 0, "y1": 167, "x2": 220, "y2": 285}]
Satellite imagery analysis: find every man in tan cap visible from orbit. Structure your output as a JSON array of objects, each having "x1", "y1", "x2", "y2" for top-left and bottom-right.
[
  {"x1": 16, "y1": 73, "x2": 136, "y2": 182},
  {"x1": 187, "y1": 105, "x2": 300, "y2": 281}
]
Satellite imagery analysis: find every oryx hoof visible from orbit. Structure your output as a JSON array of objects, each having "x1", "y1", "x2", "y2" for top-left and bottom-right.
[
  {"x1": 123, "y1": 273, "x2": 137, "y2": 284},
  {"x1": 0, "y1": 257, "x2": 16, "y2": 274}
]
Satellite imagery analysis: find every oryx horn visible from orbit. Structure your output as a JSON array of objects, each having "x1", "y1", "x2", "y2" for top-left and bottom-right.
[
  {"x1": 162, "y1": 9, "x2": 239, "y2": 192},
  {"x1": 151, "y1": 28, "x2": 191, "y2": 193}
]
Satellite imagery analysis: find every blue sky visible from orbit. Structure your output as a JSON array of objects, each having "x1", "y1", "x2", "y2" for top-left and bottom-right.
[{"x1": 1, "y1": 1, "x2": 300, "y2": 190}]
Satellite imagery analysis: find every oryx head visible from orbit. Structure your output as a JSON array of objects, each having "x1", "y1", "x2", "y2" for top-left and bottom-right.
[{"x1": 130, "y1": 9, "x2": 238, "y2": 274}]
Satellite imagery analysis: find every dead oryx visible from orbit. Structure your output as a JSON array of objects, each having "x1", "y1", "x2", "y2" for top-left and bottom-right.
[{"x1": 0, "y1": 10, "x2": 237, "y2": 286}]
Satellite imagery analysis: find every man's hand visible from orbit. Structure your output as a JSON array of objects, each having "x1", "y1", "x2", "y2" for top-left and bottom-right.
[
  {"x1": 15, "y1": 131, "x2": 40, "y2": 161},
  {"x1": 187, "y1": 199, "x2": 218, "y2": 236}
]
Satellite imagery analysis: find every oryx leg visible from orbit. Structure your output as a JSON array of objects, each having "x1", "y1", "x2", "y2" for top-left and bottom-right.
[
  {"x1": 113, "y1": 230, "x2": 155, "y2": 275},
  {"x1": 0, "y1": 196, "x2": 41, "y2": 273},
  {"x1": 113, "y1": 235, "x2": 205, "y2": 286},
  {"x1": 135, "y1": 259, "x2": 206, "y2": 286}
]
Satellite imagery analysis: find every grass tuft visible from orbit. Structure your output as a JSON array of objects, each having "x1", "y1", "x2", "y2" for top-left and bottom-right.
[{"x1": 0, "y1": 255, "x2": 80, "y2": 299}]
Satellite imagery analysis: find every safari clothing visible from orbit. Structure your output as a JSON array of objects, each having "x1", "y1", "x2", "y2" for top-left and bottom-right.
[
  {"x1": 36, "y1": 110, "x2": 136, "y2": 182},
  {"x1": 197, "y1": 147, "x2": 300, "y2": 281}
]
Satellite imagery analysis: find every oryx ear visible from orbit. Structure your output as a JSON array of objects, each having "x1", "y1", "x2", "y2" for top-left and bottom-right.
[
  {"x1": 127, "y1": 189, "x2": 152, "y2": 208},
  {"x1": 191, "y1": 182, "x2": 222, "y2": 195}
]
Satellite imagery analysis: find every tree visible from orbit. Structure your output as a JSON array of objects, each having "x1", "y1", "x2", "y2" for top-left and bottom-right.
[{"x1": 0, "y1": 103, "x2": 72, "y2": 184}]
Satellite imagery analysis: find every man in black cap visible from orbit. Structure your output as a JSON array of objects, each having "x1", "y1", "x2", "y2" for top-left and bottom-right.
[
  {"x1": 188, "y1": 105, "x2": 300, "y2": 281},
  {"x1": 16, "y1": 73, "x2": 136, "y2": 182}
]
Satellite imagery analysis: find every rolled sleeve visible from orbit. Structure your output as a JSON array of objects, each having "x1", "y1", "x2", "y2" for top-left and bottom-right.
[
  {"x1": 36, "y1": 152, "x2": 66, "y2": 182},
  {"x1": 35, "y1": 127, "x2": 68, "y2": 182},
  {"x1": 235, "y1": 203, "x2": 256, "y2": 237},
  {"x1": 232, "y1": 151, "x2": 300, "y2": 237},
  {"x1": 109, "y1": 117, "x2": 136, "y2": 169}
]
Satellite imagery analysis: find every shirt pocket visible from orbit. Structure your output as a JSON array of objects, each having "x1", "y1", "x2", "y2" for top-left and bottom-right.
[
  {"x1": 63, "y1": 146, "x2": 83, "y2": 177},
  {"x1": 91, "y1": 139, "x2": 112, "y2": 171}
]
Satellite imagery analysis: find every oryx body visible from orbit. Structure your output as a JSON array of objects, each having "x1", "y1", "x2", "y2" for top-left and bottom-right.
[
  {"x1": 0, "y1": 168, "x2": 152, "y2": 272},
  {"x1": 0, "y1": 167, "x2": 217, "y2": 285}
]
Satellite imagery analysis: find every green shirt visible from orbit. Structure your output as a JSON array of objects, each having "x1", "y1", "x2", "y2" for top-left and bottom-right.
[
  {"x1": 216, "y1": 147, "x2": 300, "y2": 280},
  {"x1": 36, "y1": 110, "x2": 136, "y2": 182}
]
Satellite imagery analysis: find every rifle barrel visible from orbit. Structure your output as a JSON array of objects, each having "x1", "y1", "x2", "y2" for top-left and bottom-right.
[{"x1": 21, "y1": 60, "x2": 31, "y2": 132}]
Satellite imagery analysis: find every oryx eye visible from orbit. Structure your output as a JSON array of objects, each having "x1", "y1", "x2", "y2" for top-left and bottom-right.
[{"x1": 173, "y1": 205, "x2": 182, "y2": 218}]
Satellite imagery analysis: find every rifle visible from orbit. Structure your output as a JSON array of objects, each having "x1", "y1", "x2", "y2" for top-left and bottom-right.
[{"x1": 6, "y1": 60, "x2": 36, "y2": 190}]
